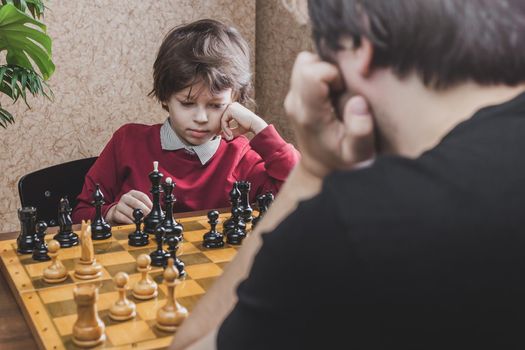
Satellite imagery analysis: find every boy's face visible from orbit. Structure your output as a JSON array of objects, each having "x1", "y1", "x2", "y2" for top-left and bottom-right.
[{"x1": 166, "y1": 81, "x2": 233, "y2": 146}]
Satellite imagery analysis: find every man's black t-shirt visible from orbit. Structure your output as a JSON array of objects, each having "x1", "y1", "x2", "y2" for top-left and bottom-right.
[{"x1": 218, "y1": 92, "x2": 525, "y2": 349}]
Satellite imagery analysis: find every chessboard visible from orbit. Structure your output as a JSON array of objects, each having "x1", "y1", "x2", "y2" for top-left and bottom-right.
[{"x1": 0, "y1": 211, "x2": 247, "y2": 350}]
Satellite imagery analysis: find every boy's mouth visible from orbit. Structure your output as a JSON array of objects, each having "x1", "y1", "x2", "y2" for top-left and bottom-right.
[{"x1": 187, "y1": 129, "x2": 209, "y2": 138}]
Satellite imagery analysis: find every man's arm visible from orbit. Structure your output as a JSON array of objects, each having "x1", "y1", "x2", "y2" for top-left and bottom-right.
[{"x1": 170, "y1": 162, "x2": 323, "y2": 350}]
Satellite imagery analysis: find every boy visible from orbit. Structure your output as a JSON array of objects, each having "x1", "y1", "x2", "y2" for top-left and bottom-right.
[
  {"x1": 171, "y1": 1, "x2": 525, "y2": 349},
  {"x1": 72, "y1": 19, "x2": 299, "y2": 224}
]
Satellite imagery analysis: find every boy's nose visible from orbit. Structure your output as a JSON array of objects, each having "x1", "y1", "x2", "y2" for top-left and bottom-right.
[{"x1": 193, "y1": 107, "x2": 208, "y2": 123}]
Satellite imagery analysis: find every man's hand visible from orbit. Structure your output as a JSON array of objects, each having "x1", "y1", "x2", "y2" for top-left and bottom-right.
[
  {"x1": 284, "y1": 51, "x2": 375, "y2": 178},
  {"x1": 105, "y1": 190, "x2": 153, "y2": 224},
  {"x1": 220, "y1": 102, "x2": 268, "y2": 140}
]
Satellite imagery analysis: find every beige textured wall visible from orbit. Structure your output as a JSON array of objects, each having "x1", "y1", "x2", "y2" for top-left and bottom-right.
[
  {"x1": 254, "y1": 0, "x2": 312, "y2": 143},
  {"x1": 0, "y1": 0, "x2": 256, "y2": 232}
]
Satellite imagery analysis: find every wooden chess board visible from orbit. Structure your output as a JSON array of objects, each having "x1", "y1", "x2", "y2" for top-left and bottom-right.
[{"x1": 0, "y1": 212, "x2": 245, "y2": 349}]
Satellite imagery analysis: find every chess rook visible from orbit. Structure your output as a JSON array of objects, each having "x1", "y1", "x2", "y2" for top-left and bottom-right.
[
  {"x1": 156, "y1": 258, "x2": 188, "y2": 332},
  {"x1": 32, "y1": 221, "x2": 51, "y2": 261},
  {"x1": 237, "y1": 181, "x2": 253, "y2": 222},
  {"x1": 158, "y1": 177, "x2": 184, "y2": 239},
  {"x1": 203, "y1": 210, "x2": 224, "y2": 248},
  {"x1": 17, "y1": 206, "x2": 37, "y2": 254},
  {"x1": 43, "y1": 239, "x2": 68, "y2": 283},
  {"x1": 144, "y1": 161, "x2": 165, "y2": 234},
  {"x1": 132, "y1": 254, "x2": 158, "y2": 300},
  {"x1": 90, "y1": 184, "x2": 112, "y2": 240},
  {"x1": 53, "y1": 196, "x2": 79, "y2": 248},
  {"x1": 72, "y1": 284, "x2": 105, "y2": 348}
]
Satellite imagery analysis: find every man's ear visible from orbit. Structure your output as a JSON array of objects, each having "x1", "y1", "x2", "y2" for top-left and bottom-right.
[{"x1": 355, "y1": 37, "x2": 374, "y2": 77}]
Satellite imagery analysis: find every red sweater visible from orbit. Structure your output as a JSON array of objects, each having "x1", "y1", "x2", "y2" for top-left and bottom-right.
[{"x1": 72, "y1": 123, "x2": 299, "y2": 223}]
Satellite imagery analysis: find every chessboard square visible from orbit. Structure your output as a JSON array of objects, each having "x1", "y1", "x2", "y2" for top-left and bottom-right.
[
  {"x1": 46, "y1": 298, "x2": 77, "y2": 318},
  {"x1": 179, "y1": 252, "x2": 212, "y2": 266},
  {"x1": 106, "y1": 320, "x2": 157, "y2": 346},
  {"x1": 93, "y1": 240, "x2": 126, "y2": 255},
  {"x1": 31, "y1": 273, "x2": 75, "y2": 289},
  {"x1": 185, "y1": 263, "x2": 223, "y2": 279},
  {"x1": 178, "y1": 220, "x2": 206, "y2": 231},
  {"x1": 145, "y1": 319, "x2": 177, "y2": 342},
  {"x1": 184, "y1": 229, "x2": 207, "y2": 242},
  {"x1": 119, "y1": 238, "x2": 157, "y2": 251},
  {"x1": 24, "y1": 260, "x2": 52, "y2": 278},
  {"x1": 95, "y1": 251, "x2": 136, "y2": 266},
  {"x1": 195, "y1": 276, "x2": 219, "y2": 291},
  {"x1": 136, "y1": 299, "x2": 164, "y2": 321},
  {"x1": 97, "y1": 291, "x2": 119, "y2": 311},
  {"x1": 53, "y1": 314, "x2": 77, "y2": 336},
  {"x1": 111, "y1": 226, "x2": 135, "y2": 240},
  {"x1": 103, "y1": 261, "x2": 139, "y2": 277},
  {"x1": 39, "y1": 284, "x2": 76, "y2": 303},
  {"x1": 179, "y1": 241, "x2": 200, "y2": 255},
  {"x1": 178, "y1": 294, "x2": 203, "y2": 312},
  {"x1": 202, "y1": 248, "x2": 237, "y2": 263},
  {"x1": 52, "y1": 245, "x2": 81, "y2": 260},
  {"x1": 158, "y1": 279, "x2": 205, "y2": 299}
]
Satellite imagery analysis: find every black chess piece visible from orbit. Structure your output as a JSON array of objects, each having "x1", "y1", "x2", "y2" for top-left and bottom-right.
[
  {"x1": 203, "y1": 210, "x2": 224, "y2": 248},
  {"x1": 32, "y1": 221, "x2": 50, "y2": 261},
  {"x1": 226, "y1": 205, "x2": 247, "y2": 245},
  {"x1": 166, "y1": 234, "x2": 186, "y2": 278},
  {"x1": 158, "y1": 177, "x2": 183, "y2": 240},
  {"x1": 237, "y1": 181, "x2": 253, "y2": 223},
  {"x1": 265, "y1": 191, "x2": 275, "y2": 208},
  {"x1": 144, "y1": 161, "x2": 165, "y2": 234},
  {"x1": 91, "y1": 184, "x2": 112, "y2": 240},
  {"x1": 223, "y1": 182, "x2": 241, "y2": 232},
  {"x1": 128, "y1": 209, "x2": 149, "y2": 247},
  {"x1": 150, "y1": 226, "x2": 170, "y2": 267},
  {"x1": 17, "y1": 206, "x2": 37, "y2": 254},
  {"x1": 252, "y1": 194, "x2": 267, "y2": 229},
  {"x1": 53, "y1": 196, "x2": 79, "y2": 248}
]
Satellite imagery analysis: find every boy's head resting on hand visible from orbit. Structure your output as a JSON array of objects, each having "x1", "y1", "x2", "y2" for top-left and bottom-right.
[{"x1": 149, "y1": 19, "x2": 252, "y2": 146}]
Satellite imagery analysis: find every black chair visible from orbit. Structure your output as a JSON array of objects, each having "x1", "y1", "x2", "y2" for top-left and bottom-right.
[{"x1": 18, "y1": 156, "x2": 98, "y2": 227}]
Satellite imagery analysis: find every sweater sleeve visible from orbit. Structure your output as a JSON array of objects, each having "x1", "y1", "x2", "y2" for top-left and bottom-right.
[
  {"x1": 71, "y1": 127, "x2": 124, "y2": 223},
  {"x1": 235, "y1": 124, "x2": 300, "y2": 201}
]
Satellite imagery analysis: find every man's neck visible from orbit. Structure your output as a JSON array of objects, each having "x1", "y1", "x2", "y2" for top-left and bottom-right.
[{"x1": 373, "y1": 74, "x2": 525, "y2": 157}]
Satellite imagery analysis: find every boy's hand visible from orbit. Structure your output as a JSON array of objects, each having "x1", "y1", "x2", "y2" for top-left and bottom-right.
[
  {"x1": 220, "y1": 102, "x2": 268, "y2": 140},
  {"x1": 284, "y1": 51, "x2": 376, "y2": 178},
  {"x1": 105, "y1": 190, "x2": 153, "y2": 224}
]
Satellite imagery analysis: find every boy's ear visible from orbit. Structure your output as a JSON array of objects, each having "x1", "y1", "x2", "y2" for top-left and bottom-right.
[{"x1": 357, "y1": 37, "x2": 374, "y2": 77}]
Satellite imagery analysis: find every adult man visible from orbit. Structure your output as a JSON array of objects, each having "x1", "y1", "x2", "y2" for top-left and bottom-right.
[{"x1": 172, "y1": 0, "x2": 525, "y2": 348}]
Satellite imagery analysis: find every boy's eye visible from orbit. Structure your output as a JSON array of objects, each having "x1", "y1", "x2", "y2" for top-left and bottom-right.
[
  {"x1": 180, "y1": 101, "x2": 195, "y2": 107},
  {"x1": 210, "y1": 103, "x2": 226, "y2": 109}
]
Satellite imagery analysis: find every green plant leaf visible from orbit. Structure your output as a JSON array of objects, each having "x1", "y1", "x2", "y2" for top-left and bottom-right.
[
  {"x1": 0, "y1": 106, "x2": 15, "y2": 128},
  {"x1": 0, "y1": 3, "x2": 54, "y2": 79}
]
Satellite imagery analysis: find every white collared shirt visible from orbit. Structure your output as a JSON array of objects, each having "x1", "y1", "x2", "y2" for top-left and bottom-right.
[{"x1": 160, "y1": 118, "x2": 221, "y2": 165}]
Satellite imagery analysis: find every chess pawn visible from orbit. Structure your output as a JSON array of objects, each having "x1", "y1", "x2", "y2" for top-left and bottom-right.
[
  {"x1": 156, "y1": 258, "x2": 188, "y2": 332},
  {"x1": 53, "y1": 196, "x2": 79, "y2": 248},
  {"x1": 91, "y1": 184, "x2": 112, "y2": 240},
  {"x1": 128, "y1": 208, "x2": 149, "y2": 247},
  {"x1": 252, "y1": 193, "x2": 267, "y2": 229},
  {"x1": 17, "y1": 206, "x2": 37, "y2": 254},
  {"x1": 43, "y1": 240, "x2": 68, "y2": 283},
  {"x1": 73, "y1": 283, "x2": 105, "y2": 348},
  {"x1": 109, "y1": 272, "x2": 136, "y2": 321},
  {"x1": 132, "y1": 254, "x2": 158, "y2": 300},
  {"x1": 75, "y1": 220, "x2": 103, "y2": 280},
  {"x1": 32, "y1": 221, "x2": 51, "y2": 261},
  {"x1": 150, "y1": 226, "x2": 170, "y2": 267},
  {"x1": 203, "y1": 210, "x2": 224, "y2": 248},
  {"x1": 166, "y1": 234, "x2": 186, "y2": 278},
  {"x1": 225, "y1": 205, "x2": 247, "y2": 245}
]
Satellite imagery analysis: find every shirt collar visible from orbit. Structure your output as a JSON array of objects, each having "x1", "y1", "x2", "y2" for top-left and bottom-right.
[{"x1": 160, "y1": 118, "x2": 221, "y2": 165}]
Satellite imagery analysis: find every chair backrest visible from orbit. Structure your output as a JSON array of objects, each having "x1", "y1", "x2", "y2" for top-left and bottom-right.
[{"x1": 18, "y1": 157, "x2": 98, "y2": 227}]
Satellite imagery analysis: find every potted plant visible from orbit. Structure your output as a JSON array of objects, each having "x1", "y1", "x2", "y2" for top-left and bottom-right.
[{"x1": 0, "y1": 0, "x2": 54, "y2": 128}]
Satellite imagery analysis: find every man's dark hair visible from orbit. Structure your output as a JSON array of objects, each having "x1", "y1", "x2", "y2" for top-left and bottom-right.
[
  {"x1": 308, "y1": 0, "x2": 525, "y2": 89},
  {"x1": 150, "y1": 19, "x2": 252, "y2": 110}
]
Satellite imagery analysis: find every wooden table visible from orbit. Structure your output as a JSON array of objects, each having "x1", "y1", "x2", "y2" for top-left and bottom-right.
[{"x1": 0, "y1": 230, "x2": 38, "y2": 349}]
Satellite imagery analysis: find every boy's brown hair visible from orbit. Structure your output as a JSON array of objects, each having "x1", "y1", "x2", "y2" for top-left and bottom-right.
[
  {"x1": 150, "y1": 19, "x2": 252, "y2": 110},
  {"x1": 308, "y1": 0, "x2": 525, "y2": 89}
]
